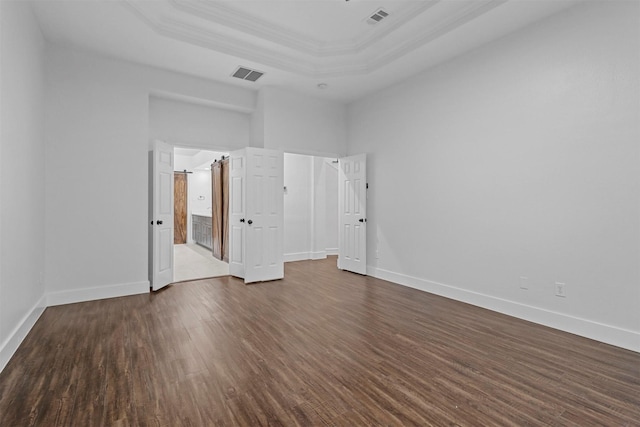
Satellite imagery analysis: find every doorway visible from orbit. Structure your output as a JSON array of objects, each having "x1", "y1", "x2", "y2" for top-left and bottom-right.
[
  {"x1": 173, "y1": 147, "x2": 229, "y2": 282},
  {"x1": 150, "y1": 144, "x2": 347, "y2": 288}
]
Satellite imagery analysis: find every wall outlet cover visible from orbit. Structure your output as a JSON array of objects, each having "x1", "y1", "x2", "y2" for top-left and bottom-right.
[
  {"x1": 519, "y1": 276, "x2": 528, "y2": 290},
  {"x1": 555, "y1": 282, "x2": 566, "y2": 297}
]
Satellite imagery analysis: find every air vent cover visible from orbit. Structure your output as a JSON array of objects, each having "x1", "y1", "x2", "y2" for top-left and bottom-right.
[
  {"x1": 232, "y1": 67, "x2": 264, "y2": 82},
  {"x1": 367, "y1": 8, "x2": 389, "y2": 25}
]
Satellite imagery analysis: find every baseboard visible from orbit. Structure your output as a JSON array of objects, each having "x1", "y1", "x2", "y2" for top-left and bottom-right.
[
  {"x1": 47, "y1": 280, "x2": 150, "y2": 307},
  {"x1": 311, "y1": 251, "x2": 326, "y2": 260},
  {"x1": 367, "y1": 266, "x2": 640, "y2": 353},
  {"x1": 0, "y1": 295, "x2": 47, "y2": 373},
  {"x1": 285, "y1": 251, "x2": 336, "y2": 262},
  {"x1": 284, "y1": 252, "x2": 311, "y2": 262}
]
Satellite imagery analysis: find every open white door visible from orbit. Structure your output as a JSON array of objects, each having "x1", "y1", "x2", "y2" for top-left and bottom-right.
[
  {"x1": 228, "y1": 150, "x2": 246, "y2": 279},
  {"x1": 228, "y1": 147, "x2": 284, "y2": 283},
  {"x1": 338, "y1": 154, "x2": 367, "y2": 275},
  {"x1": 150, "y1": 140, "x2": 174, "y2": 291}
]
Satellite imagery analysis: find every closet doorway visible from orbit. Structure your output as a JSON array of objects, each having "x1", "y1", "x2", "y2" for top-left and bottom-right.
[{"x1": 173, "y1": 147, "x2": 229, "y2": 282}]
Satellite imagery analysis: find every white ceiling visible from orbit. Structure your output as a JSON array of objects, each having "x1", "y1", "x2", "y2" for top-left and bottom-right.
[{"x1": 31, "y1": 0, "x2": 582, "y2": 103}]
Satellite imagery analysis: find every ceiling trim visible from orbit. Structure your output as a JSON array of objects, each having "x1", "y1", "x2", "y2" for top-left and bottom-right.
[
  {"x1": 168, "y1": 0, "x2": 441, "y2": 57},
  {"x1": 122, "y1": 0, "x2": 510, "y2": 78},
  {"x1": 370, "y1": 0, "x2": 508, "y2": 71}
]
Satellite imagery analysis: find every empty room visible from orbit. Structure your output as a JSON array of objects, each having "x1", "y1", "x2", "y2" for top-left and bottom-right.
[{"x1": 1, "y1": 0, "x2": 638, "y2": 425}]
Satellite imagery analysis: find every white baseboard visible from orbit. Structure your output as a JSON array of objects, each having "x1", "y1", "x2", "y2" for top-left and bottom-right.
[
  {"x1": 284, "y1": 252, "x2": 311, "y2": 262},
  {"x1": 0, "y1": 295, "x2": 47, "y2": 372},
  {"x1": 285, "y1": 250, "x2": 336, "y2": 262},
  {"x1": 311, "y1": 251, "x2": 326, "y2": 260},
  {"x1": 47, "y1": 280, "x2": 149, "y2": 307},
  {"x1": 1, "y1": 281, "x2": 150, "y2": 375},
  {"x1": 367, "y1": 266, "x2": 640, "y2": 353}
]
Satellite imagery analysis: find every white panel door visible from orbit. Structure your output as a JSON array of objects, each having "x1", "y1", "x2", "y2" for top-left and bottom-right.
[
  {"x1": 228, "y1": 147, "x2": 284, "y2": 283},
  {"x1": 228, "y1": 150, "x2": 246, "y2": 279},
  {"x1": 151, "y1": 140, "x2": 174, "y2": 291},
  {"x1": 338, "y1": 154, "x2": 367, "y2": 275},
  {"x1": 245, "y1": 148, "x2": 284, "y2": 283}
]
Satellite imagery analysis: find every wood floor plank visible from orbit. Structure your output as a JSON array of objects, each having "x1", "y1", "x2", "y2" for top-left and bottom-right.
[{"x1": 1, "y1": 257, "x2": 639, "y2": 426}]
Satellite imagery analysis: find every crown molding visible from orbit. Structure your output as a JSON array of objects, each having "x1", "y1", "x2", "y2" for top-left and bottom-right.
[
  {"x1": 369, "y1": 0, "x2": 508, "y2": 71},
  {"x1": 168, "y1": 0, "x2": 441, "y2": 57},
  {"x1": 122, "y1": 0, "x2": 509, "y2": 78},
  {"x1": 123, "y1": 0, "x2": 371, "y2": 77}
]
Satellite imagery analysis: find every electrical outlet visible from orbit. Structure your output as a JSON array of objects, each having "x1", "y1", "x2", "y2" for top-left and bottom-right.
[
  {"x1": 519, "y1": 276, "x2": 528, "y2": 290},
  {"x1": 555, "y1": 282, "x2": 566, "y2": 298}
]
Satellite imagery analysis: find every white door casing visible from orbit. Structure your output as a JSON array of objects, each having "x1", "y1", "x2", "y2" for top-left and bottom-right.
[
  {"x1": 338, "y1": 154, "x2": 367, "y2": 275},
  {"x1": 229, "y1": 147, "x2": 284, "y2": 283},
  {"x1": 151, "y1": 140, "x2": 174, "y2": 291}
]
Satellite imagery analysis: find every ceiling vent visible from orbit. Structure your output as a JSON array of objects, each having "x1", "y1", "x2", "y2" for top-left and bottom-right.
[
  {"x1": 367, "y1": 8, "x2": 389, "y2": 25},
  {"x1": 231, "y1": 67, "x2": 264, "y2": 82}
]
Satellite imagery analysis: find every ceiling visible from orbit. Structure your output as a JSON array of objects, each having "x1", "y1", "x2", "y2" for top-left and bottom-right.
[{"x1": 31, "y1": 0, "x2": 582, "y2": 103}]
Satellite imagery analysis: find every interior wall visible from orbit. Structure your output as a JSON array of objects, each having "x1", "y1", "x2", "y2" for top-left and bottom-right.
[
  {"x1": 262, "y1": 87, "x2": 347, "y2": 158},
  {"x1": 189, "y1": 171, "x2": 213, "y2": 214},
  {"x1": 347, "y1": 0, "x2": 640, "y2": 351},
  {"x1": 325, "y1": 161, "x2": 339, "y2": 253},
  {"x1": 44, "y1": 45, "x2": 256, "y2": 304},
  {"x1": 0, "y1": 1, "x2": 46, "y2": 368},
  {"x1": 283, "y1": 153, "x2": 312, "y2": 260},
  {"x1": 283, "y1": 153, "x2": 339, "y2": 261},
  {"x1": 149, "y1": 97, "x2": 250, "y2": 151},
  {"x1": 250, "y1": 89, "x2": 265, "y2": 148}
]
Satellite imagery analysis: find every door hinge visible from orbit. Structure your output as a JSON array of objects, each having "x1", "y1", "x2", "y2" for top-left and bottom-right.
[{"x1": 366, "y1": 183, "x2": 369, "y2": 189}]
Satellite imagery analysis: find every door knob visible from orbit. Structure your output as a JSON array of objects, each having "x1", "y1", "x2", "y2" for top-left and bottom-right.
[
  {"x1": 156, "y1": 220, "x2": 163, "y2": 225},
  {"x1": 240, "y1": 218, "x2": 245, "y2": 223},
  {"x1": 358, "y1": 218, "x2": 366, "y2": 223},
  {"x1": 247, "y1": 219, "x2": 253, "y2": 225}
]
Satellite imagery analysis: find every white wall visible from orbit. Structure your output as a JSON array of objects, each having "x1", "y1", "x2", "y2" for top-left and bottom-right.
[
  {"x1": 189, "y1": 171, "x2": 212, "y2": 214},
  {"x1": 250, "y1": 90, "x2": 265, "y2": 148},
  {"x1": 283, "y1": 153, "x2": 312, "y2": 259},
  {"x1": 284, "y1": 153, "x2": 339, "y2": 261},
  {"x1": 347, "y1": 1, "x2": 640, "y2": 351},
  {"x1": 149, "y1": 97, "x2": 250, "y2": 151},
  {"x1": 44, "y1": 46, "x2": 256, "y2": 304},
  {"x1": 325, "y1": 161, "x2": 339, "y2": 253},
  {"x1": 0, "y1": 1, "x2": 47, "y2": 369},
  {"x1": 261, "y1": 87, "x2": 347, "y2": 158}
]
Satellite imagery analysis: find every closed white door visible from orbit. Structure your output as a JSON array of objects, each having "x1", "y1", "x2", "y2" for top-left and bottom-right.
[
  {"x1": 229, "y1": 148, "x2": 284, "y2": 283},
  {"x1": 151, "y1": 140, "x2": 174, "y2": 291},
  {"x1": 338, "y1": 154, "x2": 367, "y2": 275}
]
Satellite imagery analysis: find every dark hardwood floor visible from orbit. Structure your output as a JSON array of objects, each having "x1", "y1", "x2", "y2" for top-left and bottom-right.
[{"x1": 1, "y1": 257, "x2": 639, "y2": 426}]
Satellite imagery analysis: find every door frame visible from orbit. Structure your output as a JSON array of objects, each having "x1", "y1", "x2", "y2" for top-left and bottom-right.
[
  {"x1": 147, "y1": 145, "x2": 362, "y2": 290},
  {"x1": 148, "y1": 141, "x2": 232, "y2": 290}
]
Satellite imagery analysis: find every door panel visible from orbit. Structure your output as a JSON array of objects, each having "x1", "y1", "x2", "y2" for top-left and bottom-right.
[
  {"x1": 221, "y1": 158, "x2": 230, "y2": 262},
  {"x1": 151, "y1": 140, "x2": 174, "y2": 291},
  {"x1": 338, "y1": 154, "x2": 367, "y2": 275},
  {"x1": 228, "y1": 153, "x2": 246, "y2": 278},
  {"x1": 174, "y1": 173, "x2": 187, "y2": 244},
  {"x1": 211, "y1": 161, "x2": 223, "y2": 259},
  {"x1": 229, "y1": 148, "x2": 284, "y2": 283}
]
